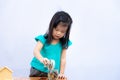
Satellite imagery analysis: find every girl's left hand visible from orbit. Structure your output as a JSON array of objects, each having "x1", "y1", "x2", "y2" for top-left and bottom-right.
[
  {"x1": 58, "y1": 73, "x2": 67, "y2": 80},
  {"x1": 42, "y1": 58, "x2": 50, "y2": 66}
]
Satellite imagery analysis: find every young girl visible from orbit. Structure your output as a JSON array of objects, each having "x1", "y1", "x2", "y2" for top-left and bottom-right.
[{"x1": 29, "y1": 11, "x2": 73, "y2": 79}]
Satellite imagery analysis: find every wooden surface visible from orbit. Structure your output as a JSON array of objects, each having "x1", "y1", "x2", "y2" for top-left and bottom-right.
[
  {"x1": 14, "y1": 77, "x2": 47, "y2": 80},
  {"x1": 14, "y1": 77, "x2": 67, "y2": 80}
]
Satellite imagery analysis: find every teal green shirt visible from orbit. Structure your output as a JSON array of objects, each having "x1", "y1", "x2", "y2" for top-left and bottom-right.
[{"x1": 30, "y1": 35, "x2": 72, "y2": 73}]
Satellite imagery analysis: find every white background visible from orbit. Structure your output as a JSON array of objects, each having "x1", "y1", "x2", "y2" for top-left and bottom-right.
[{"x1": 0, "y1": 0, "x2": 120, "y2": 80}]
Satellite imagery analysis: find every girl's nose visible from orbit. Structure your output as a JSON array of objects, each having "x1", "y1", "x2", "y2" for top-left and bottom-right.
[{"x1": 57, "y1": 31, "x2": 61, "y2": 35}]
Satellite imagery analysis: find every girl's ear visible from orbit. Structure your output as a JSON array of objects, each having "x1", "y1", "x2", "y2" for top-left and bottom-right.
[
  {"x1": 64, "y1": 33, "x2": 67, "y2": 38},
  {"x1": 63, "y1": 35, "x2": 65, "y2": 38}
]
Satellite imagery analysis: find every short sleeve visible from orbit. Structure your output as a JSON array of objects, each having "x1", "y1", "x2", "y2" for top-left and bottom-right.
[
  {"x1": 68, "y1": 40, "x2": 72, "y2": 46},
  {"x1": 35, "y1": 35, "x2": 46, "y2": 44}
]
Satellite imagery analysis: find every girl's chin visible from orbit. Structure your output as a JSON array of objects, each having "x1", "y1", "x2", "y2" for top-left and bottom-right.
[
  {"x1": 53, "y1": 36, "x2": 60, "y2": 40},
  {"x1": 54, "y1": 38, "x2": 59, "y2": 40},
  {"x1": 53, "y1": 37, "x2": 60, "y2": 40}
]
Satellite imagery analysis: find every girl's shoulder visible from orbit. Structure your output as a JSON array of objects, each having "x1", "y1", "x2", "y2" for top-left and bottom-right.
[
  {"x1": 68, "y1": 40, "x2": 72, "y2": 46},
  {"x1": 35, "y1": 35, "x2": 46, "y2": 44}
]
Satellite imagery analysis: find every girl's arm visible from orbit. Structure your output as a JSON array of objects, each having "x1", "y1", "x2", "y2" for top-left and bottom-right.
[
  {"x1": 33, "y1": 41, "x2": 44, "y2": 62},
  {"x1": 60, "y1": 48, "x2": 67, "y2": 74},
  {"x1": 33, "y1": 41, "x2": 49, "y2": 65}
]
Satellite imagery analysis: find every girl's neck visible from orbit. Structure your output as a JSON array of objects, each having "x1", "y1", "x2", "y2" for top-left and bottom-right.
[{"x1": 51, "y1": 39, "x2": 60, "y2": 44}]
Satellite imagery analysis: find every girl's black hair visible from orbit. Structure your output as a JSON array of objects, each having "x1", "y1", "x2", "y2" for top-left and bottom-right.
[{"x1": 44, "y1": 11, "x2": 73, "y2": 49}]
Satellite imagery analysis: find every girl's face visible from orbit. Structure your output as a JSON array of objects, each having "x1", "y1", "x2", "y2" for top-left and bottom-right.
[{"x1": 52, "y1": 23, "x2": 68, "y2": 40}]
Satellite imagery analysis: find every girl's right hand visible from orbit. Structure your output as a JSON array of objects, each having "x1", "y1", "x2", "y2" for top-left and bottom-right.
[
  {"x1": 42, "y1": 58, "x2": 50, "y2": 66},
  {"x1": 58, "y1": 73, "x2": 67, "y2": 80}
]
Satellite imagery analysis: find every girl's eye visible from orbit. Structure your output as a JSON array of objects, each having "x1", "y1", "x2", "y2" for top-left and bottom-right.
[
  {"x1": 61, "y1": 31, "x2": 65, "y2": 33},
  {"x1": 55, "y1": 28, "x2": 66, "y2": 33},
  {"x1": 55, "y1": 28, "x2": 59, "y2": 31}
]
